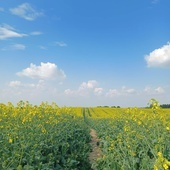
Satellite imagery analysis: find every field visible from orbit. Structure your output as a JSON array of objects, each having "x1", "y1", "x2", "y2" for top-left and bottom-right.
[{"x1": 0, "y1": 101, "x2": 170, "y2": 170}]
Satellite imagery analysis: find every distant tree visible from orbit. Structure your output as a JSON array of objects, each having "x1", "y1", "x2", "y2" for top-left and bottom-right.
[{"x1": 160, "y1": 104, "x2": 170, "y2": 108}]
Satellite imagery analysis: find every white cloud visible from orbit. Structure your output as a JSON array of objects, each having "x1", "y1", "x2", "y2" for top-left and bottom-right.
[
  {"x1": 1, "y1": 43, "x2": 26, "y2": 51},
  {"x1": 8, "y1": 80, "x2": 44, "y2": 89},
  {"x1": 2, "y1": 80, "x2": 169, "y2": 107},
  {"x1": 144, "y1": 86, "x2": 152, "y2": 94},
  {"x1": 12, "y1": 44, "x2": 26, "y2": 50},
  {"x1": 9, "y1": 81, "x2": 22, "y2": 87},
  {"x1": 65, "y1": 82, "x2": 136, "y2": 98},
  {"x1": 125, "y1": 88, "x2": 136, "y2": 94},
  {"x1": 78, "y1": 84, "x2": 93, "y2": 97},
  {"x1": 155, "y1": 87, "x2": 164, "y2": 94},
  {"x1": 17, "y1": 62, "x2": 66, "y2": 80},
  {"x1": 106, "y1": 89, "x2": 119, "y2": 97},
  {"x1": 106, "y1": 86, "x2": 136, "y2": 97},
  {"x1": 30, "y1": 31, "x2": 42, "y2": 35},
  {"x1": 3, "y1": 80, "x2": 49, "y2": 103},
  {"x1": 79, "y1": 80, "x2": 98, "y2": 90},
  {"x1": 64, "y1": 80, "x2": 99, "y2": 97},
  {"x1": 0, "y1": 24, "x2": 27, "y2": 40},
  {"x1": 10, "y1": 3, "x2": 43, "y2": 21},
  {"x1": 64, "y1": 89, "x2": 75, "y2": 95},
  {"x1": 55, "y1": 41, "x2": 67, "y2": 47},
  {"x1": 121, "y1": 86, "x2": 136, "y2": 94},
  {"x1": 94, "y1": 88, "x2": 103, "y2": 96},
  {"x1": 145, "y1": 42, "x2": 170, "y2": 68},
  {"x1": 144, "y1": 86, "x2": 165, "y2": 95}
]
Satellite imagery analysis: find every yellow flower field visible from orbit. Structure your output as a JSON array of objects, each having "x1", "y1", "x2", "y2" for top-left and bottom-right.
[
  {"x1": 85, "y1": 107, "x2": 170, "y2": 170},
  {"x1": 0, "y1": 101, "x2": 170, "y2": 169}
]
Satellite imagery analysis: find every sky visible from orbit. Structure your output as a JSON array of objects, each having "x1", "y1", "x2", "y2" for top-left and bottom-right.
[{"x1": 0, "y1": 0, "x2": 170, "y2": 107}]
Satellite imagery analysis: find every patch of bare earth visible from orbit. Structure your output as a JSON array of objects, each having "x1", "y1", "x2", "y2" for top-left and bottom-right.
[{"x1": 89, "y1": 128, "x2": 102, "y2": 170}]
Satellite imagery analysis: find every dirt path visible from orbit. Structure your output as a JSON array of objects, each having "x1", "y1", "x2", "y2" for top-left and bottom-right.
[{"x1": 89, "y1": 128, "x2": 102, "y2": 170}]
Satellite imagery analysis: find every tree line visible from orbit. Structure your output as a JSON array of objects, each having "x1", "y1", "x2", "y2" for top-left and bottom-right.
[{"x1": 160, "y1": 104, "x2": 170, "y2": 108}]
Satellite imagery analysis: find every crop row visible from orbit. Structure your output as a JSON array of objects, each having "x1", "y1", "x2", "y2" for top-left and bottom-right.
[
  {"x1": 86, "y1": 107, "x2": 170, "y2": 170},
  {"x1": 0, "y1": 101, "x2": 91, "y2": 170}
]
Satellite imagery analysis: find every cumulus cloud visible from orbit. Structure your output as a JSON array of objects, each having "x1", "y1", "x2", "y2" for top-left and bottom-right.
[
  {"x1": 64, "y1": 89, "x2": 75, "y2": 95},
  {"x1": 106, "y1": 86, "x2": 136, "y2": 97},
  {"x1": 64, "y1": 81, "x2": 138, "y2": 98},
  {"x1": 0, "y1": 24, "x2": 27, "y2": 40},
  {"x1": 10, "y1": 3, "x2": 43, "y2": 21},
  {"x1": 145, "y1": 42, "x2": 170, "y2": 68},
  {"x1": 77, "y1": 80, "x2": 98, "y2": 96},
  {"x1": 17, "y1": 62, "x2": 66, "y2": 80},
  {"x1": 94, "y1": 88, "x2": 103, "y2": 96},
  {"x1": 106, "y1": 89, "x2": 119, "y2": 97},
  {"x1": 144, "y1": 86, "x2": 165, "y2": 95},
  {"x1": 79, "y1": 80, "x2": 98, "y2": 90},
  {"x1": 64, "y1": 80, "x2": 100, "y2": 97},
  {"x1": 121, "y1": 86, "x2": 136, "y2": 94}
]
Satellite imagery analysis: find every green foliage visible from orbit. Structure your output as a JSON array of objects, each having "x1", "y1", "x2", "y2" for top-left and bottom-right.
[
  {"x1": 160, "y1": 104, "x2": 170, "y2": 108},
  {"x1": 86, "y1": 107, "x2": 170, "y2": 170},
  {"x1": 0, "y1": 102, "x2": 91, "y2": 170},
  {"x1": 148, "y1": 98, "x2": 160, "y2": 113}
]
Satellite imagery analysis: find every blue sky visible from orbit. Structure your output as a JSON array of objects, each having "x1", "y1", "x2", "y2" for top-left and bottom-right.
[{"x1": 0, "y1": 0, "x2": 170, "y2": 107}]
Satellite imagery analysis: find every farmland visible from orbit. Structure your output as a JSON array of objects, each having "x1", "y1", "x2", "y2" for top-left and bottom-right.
[{"x1": 0, "y1": 101, "x2": 170, "y2": 170}]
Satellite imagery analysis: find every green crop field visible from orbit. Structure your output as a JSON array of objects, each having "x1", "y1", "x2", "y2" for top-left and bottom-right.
[{"x1": 0, "y1": 101, "x2": 170, "y2": 170}]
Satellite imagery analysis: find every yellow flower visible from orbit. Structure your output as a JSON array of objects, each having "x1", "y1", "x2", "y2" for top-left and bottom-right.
[
  {"x1": 157, "y1": 152, "x2": 162, "y2": 157},
  {"x1": 9, "y1": 138, "x2": 13, "y2": 143},
  {"x1": 154, "y1": 165, "x2": 158, "y2": 170},
  {"x1": 166, "y1": 127, "x2": 170, "y2": 131},
  {"x1": 138, "y1": 121, "x2": 141, "y2": 125},
  {"x1": 163, "y1": 163, "x2": 169, "y2": 170},
  {"x1": 41, "y1": 127, "x2": 46, "y2": 133},
  {"x1": 165, "y1": 160, "x2": 170, "y2": 165}
]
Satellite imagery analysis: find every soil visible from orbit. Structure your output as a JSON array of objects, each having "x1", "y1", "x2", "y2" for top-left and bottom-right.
[{"x1": 89, "y1": 128, "x2": 102, "y2": 170}]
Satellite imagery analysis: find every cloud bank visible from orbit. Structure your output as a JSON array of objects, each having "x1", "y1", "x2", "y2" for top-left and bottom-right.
[{"x1": 144, "y1": 86, "x2": 165, "y2": 95}]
